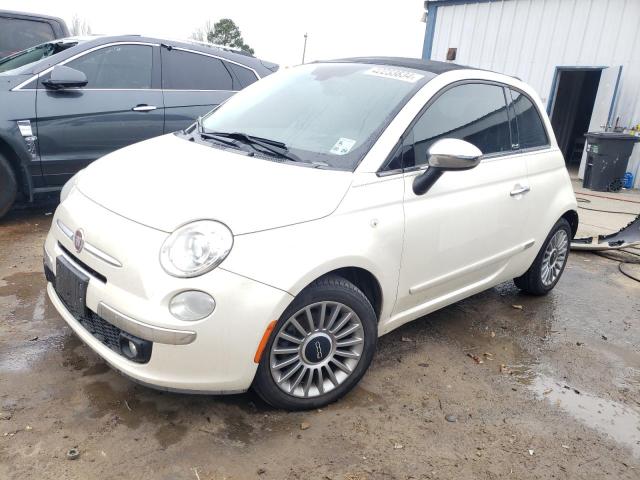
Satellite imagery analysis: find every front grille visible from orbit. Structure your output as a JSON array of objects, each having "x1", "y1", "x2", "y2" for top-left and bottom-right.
[
  {"x1": 57, "y1": 291, "x2": 151, "y2": 364},
  {"x1": 78, "y1": 310, "x2": 123, "y2": 352}
]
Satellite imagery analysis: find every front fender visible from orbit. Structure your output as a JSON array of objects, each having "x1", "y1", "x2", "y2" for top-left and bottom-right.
[
  {"x1": 221, "y1": 177, "x2": 405, "y2": 323},
  {"x1": 0, "y1": 87, "x2": 38, "y2": 200}
]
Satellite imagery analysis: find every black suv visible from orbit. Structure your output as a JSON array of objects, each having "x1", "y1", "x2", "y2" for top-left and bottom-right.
[
  {"x1": 0, "y1": 35, "x2": 277, "y2": 217},
  {"x1": 0, "y1": 10, "x2": 69, "y2": 58}
]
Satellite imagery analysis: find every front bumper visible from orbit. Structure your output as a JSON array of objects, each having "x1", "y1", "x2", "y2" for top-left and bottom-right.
[{"x1": 45, "y1": 189, "x2": 293, "y2": 393}]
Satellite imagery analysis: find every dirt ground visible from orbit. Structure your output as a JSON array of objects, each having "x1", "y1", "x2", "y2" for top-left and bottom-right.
[{"x1": 1, "y1": 204, "x2": 639, "y2": 480}]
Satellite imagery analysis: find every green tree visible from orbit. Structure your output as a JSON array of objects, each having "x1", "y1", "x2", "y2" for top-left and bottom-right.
[{"x1": 192, "y1": 18, "x2": 254, "y2": 55}]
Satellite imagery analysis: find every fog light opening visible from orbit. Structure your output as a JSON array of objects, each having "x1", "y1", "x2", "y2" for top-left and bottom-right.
[
  {"x1": 119, "y1": 333, "x2": 152, "y2": 363},
  {"x1": 169, "y1": 290, "x2": 215, "y2": 321}
]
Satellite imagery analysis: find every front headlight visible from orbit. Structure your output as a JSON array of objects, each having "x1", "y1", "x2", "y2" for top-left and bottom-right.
[{"x1": 160, "y1": 220, "x2": 233, "y2": 277}]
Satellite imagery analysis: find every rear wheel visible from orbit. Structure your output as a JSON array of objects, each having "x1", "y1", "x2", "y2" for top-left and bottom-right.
[
  {"x1": 252, "y1": 275, "x2": 377, "y2": 410},
  {"x1": 0, "y1": 154, "x2": 17, "y2": 219},
  {"x1": 514, "y1": 218, "x2": 571, "y2": 295}
]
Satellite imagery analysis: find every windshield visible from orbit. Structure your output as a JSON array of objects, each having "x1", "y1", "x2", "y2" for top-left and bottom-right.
[
  {"x1": 0, "y1": 41, "x2": 78, "y2": 74},
  {"x1": 201, "y1": 63, "x2": 433, "y2": 170}
]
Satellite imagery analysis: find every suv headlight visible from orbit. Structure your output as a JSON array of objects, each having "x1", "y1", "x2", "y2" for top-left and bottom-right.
[{"x1": 160, "y1": 220, "x2": 233, "y2": 278}]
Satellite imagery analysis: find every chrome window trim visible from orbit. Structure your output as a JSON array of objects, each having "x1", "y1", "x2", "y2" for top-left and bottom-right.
[
  {"x1": 11, "y1": 41, "x2": 159, "y2": 91},
  {"x1": 12, "y1": 41, "x2": 259, "y2": 92}
]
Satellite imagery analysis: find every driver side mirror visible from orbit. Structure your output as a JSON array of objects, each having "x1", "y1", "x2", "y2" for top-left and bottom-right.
[
  {"x1": 42, "y1": 65, "x2": 88, "y2": 89},
  {"x1": 412, "y1": 138, "x2": 482, "y2": 195}
]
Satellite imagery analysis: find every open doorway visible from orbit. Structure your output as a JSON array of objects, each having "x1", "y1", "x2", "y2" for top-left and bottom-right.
[{"x1": 548, "y1": 68, "x2": 602, "y2": 173}]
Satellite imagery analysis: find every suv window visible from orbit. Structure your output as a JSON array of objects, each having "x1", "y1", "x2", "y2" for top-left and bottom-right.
[
  {"x1": 510, "y1": 89, "x2": 549, "y2": 149},
  {"x1": 408, "y1": 83, "x2": 512, "y2": 167},
  {"x1": 163, "y1": 50, "x2": 233, "y2": 91},
  {"x1": 65, "y1": 44, "x2": 153, "y2": 89},
  {"x1": 0, "y1": 18, "x2": 55, "y2": 58},
  {"x1": 225, "y1": 61, "x2": 258, "y2": 89}
]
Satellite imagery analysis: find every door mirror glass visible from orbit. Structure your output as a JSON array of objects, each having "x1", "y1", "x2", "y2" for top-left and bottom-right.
[
  {"x1": 427, "y1": 138, "x2": 482, "y2": 170},
  {"x1": 42, "y1": 65, "x2": 88, "y2": 89}
]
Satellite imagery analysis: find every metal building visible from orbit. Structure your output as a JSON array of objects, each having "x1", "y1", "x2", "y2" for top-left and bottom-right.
[{"x1": 422, "y1": 0, "x2": 640, "y2": 188}]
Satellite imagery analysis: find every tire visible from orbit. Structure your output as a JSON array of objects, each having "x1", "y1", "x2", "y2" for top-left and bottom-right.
[
  {"x1": 0, "y1": 154, "x2": 17, "y2": 219},
  {"x1": 252, "y1": 275, "x2": 378, "y2": 410},
  {"x1": 514, "y1": 218, "x2": 571, "y2": 295}
]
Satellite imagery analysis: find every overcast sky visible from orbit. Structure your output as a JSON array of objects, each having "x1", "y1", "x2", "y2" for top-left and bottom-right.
[{"x1": 4, "y1": 0, "x2": 427, "y2": 66}]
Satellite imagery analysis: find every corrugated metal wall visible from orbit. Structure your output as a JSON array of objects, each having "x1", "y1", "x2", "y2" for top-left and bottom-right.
[{"x1": 425, "y1": 0, "x2": 640, "y2": 185}]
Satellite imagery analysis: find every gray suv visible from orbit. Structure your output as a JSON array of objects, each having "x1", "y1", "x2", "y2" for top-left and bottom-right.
[{"x1": 0, "y1": 35, "x2": 277, "y2": 217}]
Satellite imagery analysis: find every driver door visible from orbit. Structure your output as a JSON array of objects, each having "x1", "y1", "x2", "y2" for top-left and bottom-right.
[
  {"x1": 392, "y1": 82, "x2": 532, "y2": 324},
  {"x1": 36, "y1": 43, "x2": 164, "y2": 187}
]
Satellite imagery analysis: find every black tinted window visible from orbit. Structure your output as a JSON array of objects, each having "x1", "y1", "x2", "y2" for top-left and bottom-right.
[
  {"x1": 66, "y1": 44, "x2": 152, "y2": 89},
  {"x1": 163, "y1": 50, "x2": 233, "y2": 90},
  {"x1": 510, "y1": 89, "x2": 549, "y2": 149},
  {"x1": 0, "y1": 18, "x2": 55, "y2": 58},
  {"x1": 410, "y1": 83, "x2": 511, "y2": 166},
  {"x1": 226, "y1": 61, "x2": 258, "y2": 89}
]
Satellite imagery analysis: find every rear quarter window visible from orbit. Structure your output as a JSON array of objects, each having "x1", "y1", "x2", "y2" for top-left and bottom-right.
[
  {"x1": 162, "y1": 49, "x2": 233, "y2": 91},
  {"x1": 0, "y1": 17, "x2": 55, "y2": 58},
  {"x1": 510, "y1": 89, "x2": 549, "y2": 149},
  {"x1": 225, "y1": 61, "x2": 258, "y2": 89}
]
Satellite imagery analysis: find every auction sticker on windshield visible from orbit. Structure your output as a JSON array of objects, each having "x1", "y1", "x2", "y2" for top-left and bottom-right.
[
  {"x1": 364, "y1": 67, "x2": 424, "y2": 83},
  {"x1": 330, "y1": 137, "x2": 357, "y2": 155}
]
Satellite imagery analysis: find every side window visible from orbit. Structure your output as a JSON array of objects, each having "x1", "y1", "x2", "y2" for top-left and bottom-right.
[
  {"x1": 510, "y1": 89, "x2": 549, "y2": 149},
  {"x1": 408, "y1": 83, "x2": 512, "y2": 167},
  {"x1": 162, "y1": 50, "x2": 233, "y2": 91},
  {"x1": 225, "y1": 61, "x2": 258, "y2": 89},
  {"x1": 66, "y1": 44, "x2": 152, "y2": 89}
]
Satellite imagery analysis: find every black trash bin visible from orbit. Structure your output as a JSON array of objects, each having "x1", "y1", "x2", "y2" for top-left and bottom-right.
[{"x1": 582, "y1": 132, "x2": 639, "y2": 192}]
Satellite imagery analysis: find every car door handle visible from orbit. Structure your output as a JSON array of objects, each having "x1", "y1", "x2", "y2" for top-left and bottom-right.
[
  {"x1": 510, "y1": 184, "x2": 530, "y2": 196},
  {"x1": 132, "y1": 104, "x2": 157, "y2": 112}
]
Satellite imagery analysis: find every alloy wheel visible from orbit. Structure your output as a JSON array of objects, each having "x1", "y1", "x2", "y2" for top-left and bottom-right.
[
  {"x1": 269, "y1": 301, "x2": 365, "y2": 398},
  {"x1": 541, "y1": 229, "x2": 569, "y2": 286}
]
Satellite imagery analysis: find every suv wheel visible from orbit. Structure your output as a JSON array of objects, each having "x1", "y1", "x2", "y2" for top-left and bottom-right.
[
  {"x1": 253, "y1": 275, "x2": 377, "y2": 410},
  {"x1": 514, "y1": 218, "x2": 571, "y2": 295},
  {"x1": 0, "y1": 154, "x2": 17, "y2": 219}
]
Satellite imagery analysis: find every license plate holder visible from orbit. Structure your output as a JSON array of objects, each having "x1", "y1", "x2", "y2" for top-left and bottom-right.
[{"x1": 55, "y1": 256, "x2": 89, "y2": 318}]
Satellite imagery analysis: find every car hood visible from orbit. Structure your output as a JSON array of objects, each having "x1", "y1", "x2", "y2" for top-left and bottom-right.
[
  {"x1": 0, "y1": 73, "x2": 32, "y2": 90},
  {"x1": 76, "y1": 134, "x2": 353, "y2": 234}
]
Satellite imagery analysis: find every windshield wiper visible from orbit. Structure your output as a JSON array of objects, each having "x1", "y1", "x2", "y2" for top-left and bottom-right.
[
  {"x1": 191, "y1": 118, "x2": 251, "y2": 151},
  {"x1": 204, "y1": 131, "x2": 303, "y2": 163}
]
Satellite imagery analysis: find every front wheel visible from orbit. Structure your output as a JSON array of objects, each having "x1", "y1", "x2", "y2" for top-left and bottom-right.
[
  {"x1": 514, "y1": 218, "x2": 571, "y2": 295},
  {"x1": 252, "y1": 275, "x2": 378, "y2": 410},
  {"x1": 0, "y1": 154, "x2": 17, "y2": 219}
]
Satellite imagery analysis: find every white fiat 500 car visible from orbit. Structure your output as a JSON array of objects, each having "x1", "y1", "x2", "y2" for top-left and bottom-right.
[{"x1": 44, "y1": 57, "x2": 577, "y2": 410}]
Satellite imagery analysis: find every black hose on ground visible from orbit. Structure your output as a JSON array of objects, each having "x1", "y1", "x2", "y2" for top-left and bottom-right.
[{"x1": 593, "y1": 249, "x2": 640, "y2": 283}]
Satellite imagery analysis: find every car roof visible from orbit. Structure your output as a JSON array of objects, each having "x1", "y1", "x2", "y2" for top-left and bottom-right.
[
  {"x1": 0, "y1": 9, "x2": 66, "y2": 24},
  {"x1": 325, "y1": 56, "x2": 468, "y2": 75}
]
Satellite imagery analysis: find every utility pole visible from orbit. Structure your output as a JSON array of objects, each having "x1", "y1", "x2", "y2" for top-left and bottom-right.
[{"x1": 301, "y1": 33, "x2": 308, "y2": 64}]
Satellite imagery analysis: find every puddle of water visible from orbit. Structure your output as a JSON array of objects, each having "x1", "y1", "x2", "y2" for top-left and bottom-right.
[
  {"x1": 531, "y1": 374, "x2": 640, "y2": 458},
  {"x1": 0, "y1": 333, "x2": 67, "y2": 373}
]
